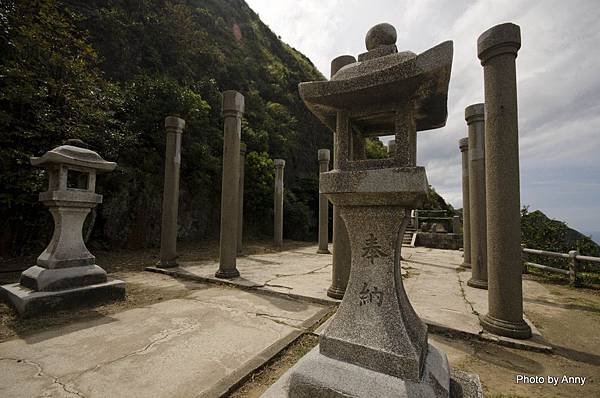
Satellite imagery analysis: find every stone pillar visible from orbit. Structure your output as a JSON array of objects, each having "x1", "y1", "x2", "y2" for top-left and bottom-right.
[
  {"x1": 159, "y1": 116, "x2": 185, "y2": 268},
  {"x1": 328, "y1": 56, "x2": 355, "y2": 300},
  {"x1": 274, "y1": 159, "x2": 285, "y2": 249},
  {"x1": 237, "y1": 142, "x2": 246, "y2": 256},
  {"x1": 387, "y1": 139, "x2": 396, "y2": 156},
  {"x1": 478, "y1": 23, "x2": 531, "y2": 339},
  {"x1": 466, "y1": 103, "x2": 488, "y2": 289},
  {"x1": 317, "y1": 149, "x2": 331, "y2": 254},
  {"x1": 459, "y1": 137, "x2": 471, "y2": 268},
  {"x1": 216, "y1": 91, "x2": 244, "y2": 279}
]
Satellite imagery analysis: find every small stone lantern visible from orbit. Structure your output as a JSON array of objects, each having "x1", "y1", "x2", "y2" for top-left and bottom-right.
[
  {"x1": 1, "y1": 143, "x2": 125, "y2": 316},
  {"x1": 263, "y1": 23, "x2": 481, "y2": 397}
]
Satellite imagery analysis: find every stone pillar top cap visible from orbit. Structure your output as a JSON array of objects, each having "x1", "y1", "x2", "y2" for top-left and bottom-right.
[
  {"x1": 240, "y1": 142, "x2": 247, "y2": 154},
  {"x1": 222, "y1": 90, "x2": 245, "y2": 114},
  {"x1": 478, "y1": 22, "x2": 521, "y2": 61},
  {"x1": 465, "y1": 103, "x2": 485, "y2": 122},
  {"x1": 330, "y1": 55, "x2": 357, "y2": 78},
  {"x1": 165, "y1": 116, "x2": 185, "y2": 130},
  {"x1": 318, "y1": 149, "x2": 330, "y2": 161},
  {"x1": 459, "y1": 137, "x2": 469, "y2": 150},
  {"x1": 365, "y1": 23, "x2": 397, "y2": 50},
  {"x1": 274, "y1": 159, "x2": 286, "y2": 167}
]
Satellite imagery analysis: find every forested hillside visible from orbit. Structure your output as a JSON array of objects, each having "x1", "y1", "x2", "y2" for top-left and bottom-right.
[{"x1": 0, "y1": 0, "x2": 331, "y2": 256}]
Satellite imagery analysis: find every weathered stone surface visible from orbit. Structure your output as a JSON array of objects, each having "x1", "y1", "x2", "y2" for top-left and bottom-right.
[
  {"x1": 159, "y1": 116, "x2": 185, "y2": 268},
  {"x1": 30, "y1": 144, "x2": 116, "y2": 172},
  {"x1": 0, "y1": 283, "x2": 329, "y2": 398},
  {"x1": 299, "y1": 42, "x2": 453, "y2": 136},
  {"x1": 459, "y1": 137, "x2": 471, "y2": 268},
  {"x1": 237, "y1": 142, "x2": 247, "y2": 256},
  {"x1": 216, "y1": 90, "x2": 243, "y2": 279},
  {"x1": 286, "y1": 21, "x2": 458, "y2": 397},
  {"x1": 263, "y1": 345, "x2": 487, "y2": 398},
  {"x1": 274, "y1": 159, "x2": 285, "y2": 249},
  {"x1": 317, "y1": 149, "x2": 331, "y2": 254},
  {"x1": 365, "y1": 22, "x2": 397, "y2": 50},
  {"x1": 330, "y1": 55, "x2": 356, "y2": 77},
  {"x1": 1, "y1": 280, "x2": 125, "y2": 317},
  {"x1": 477, "y1": 23, "x2": 531, "y2": 339},
  {"x1": 20, "y1": 264, "x2": 107, "y2": 291},
  {"x1": 0, "y1": 143, "x2": 124, "y2": 315},
  {"x1": 465, "y1": 104, "x2": 487, "y2": 289}
]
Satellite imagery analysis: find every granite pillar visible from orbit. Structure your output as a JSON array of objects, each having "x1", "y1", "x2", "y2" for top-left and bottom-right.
[
  {"x1": 328, "y1": 55, "x2": 355, "y2": 300},
  {"x1": 387, "y1": 139, "x2": 396, "y2": 156},
  {"x1": 478, "y1": 23, "x2": 531, "y2": 339},
  {"x1": 216, "y1": 91, "x2": 243, "y2": 279},
  {"x1": 159, "y1": 116, "x2": 185, "y2": 268},
  {"x1": 466, "y1": 104, "x2": 488, "y2": 289},
  {"x1": 459, "y1": 137, "x2": 471, "y2": 268},
  {"x1": 317, "y1": 149, "x2": 331, "y2": 254},
  {"x1": 274, "y1": 159, "x2": 285, "y2": 249},
  {"x1": 237, "y1": 142, "x2": 246, "y2": 256}
]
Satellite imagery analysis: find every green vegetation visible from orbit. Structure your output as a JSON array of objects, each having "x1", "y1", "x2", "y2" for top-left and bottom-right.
[
  {"x1": 0, "y1": 0, "x2": 331, "y2": 256},
  {"x1": 521, "y1": 207, "x2": 600, "y2": 284}
]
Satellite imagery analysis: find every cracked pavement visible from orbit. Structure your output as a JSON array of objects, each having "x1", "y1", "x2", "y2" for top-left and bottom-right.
[{"x1": 0, "y1": 282, "x2": 330, "y2": 398}]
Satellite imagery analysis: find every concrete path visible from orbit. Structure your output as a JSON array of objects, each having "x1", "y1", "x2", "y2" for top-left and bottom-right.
[
  {"x1": 149, "y1": 244, "x2": 551, "y2": 352},
  {"x1": 0, "y1": 281, "x2": 329, "y2": 398}
]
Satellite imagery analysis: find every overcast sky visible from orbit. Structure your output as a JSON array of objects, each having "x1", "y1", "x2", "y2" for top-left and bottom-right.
[{"x1": 246, "y1": 0, "x2": 600, "y2": 238}]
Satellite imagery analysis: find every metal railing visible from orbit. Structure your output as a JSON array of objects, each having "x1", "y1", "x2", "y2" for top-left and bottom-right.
[{"x1": 521, "y1": 245, "x2": 600, "y2": 286}]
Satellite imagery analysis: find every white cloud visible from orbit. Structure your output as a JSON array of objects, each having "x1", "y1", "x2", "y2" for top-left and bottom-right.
[{"x1": 246, "y1": 0, "x2": 600, "y2": 234}]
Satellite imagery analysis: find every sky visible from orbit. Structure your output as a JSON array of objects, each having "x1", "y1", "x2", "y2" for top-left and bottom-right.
[{"x1": 246, "y1": 0, "x2": 600, "y2": 239}]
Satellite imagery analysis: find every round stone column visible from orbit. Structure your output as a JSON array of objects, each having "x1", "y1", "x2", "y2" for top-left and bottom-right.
[
  {"x1": 317, "y1": 149, "x2": 331, "y2": 254},
  {"x1": 159, "y1": 116, "x2": 185, "y2": 268},
  {"x1": 459, "y1": 137, "x2": 471, "y2": 268},
  {"x1": 274, "y1": 159, "x2": 285, "y2": 249},
  {"x1": 478, "y1": 23, "x2": 531, "y2": 339},
  {"x1": 466, "y1": 104, "x2": 488, "y2": 289},
  {"x1": 237, "y1": 142, "x2": 246, "y2": 256},
  {"x1": 328, "y1": 57, "x2": 355, "y2": 300},
  {"x1": 216, "y1": 91, "x2": 243, "y2": 279}
]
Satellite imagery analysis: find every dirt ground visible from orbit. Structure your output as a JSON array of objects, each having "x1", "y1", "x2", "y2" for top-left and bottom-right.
[{"x1": 1, "y1": 243, "x2": 599, "y2": 397}]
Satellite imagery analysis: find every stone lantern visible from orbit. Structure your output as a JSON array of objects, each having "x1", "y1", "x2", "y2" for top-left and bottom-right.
[
  {"x1": 263, "y1": 23, "x2": 480, "y2": 397},
  {"x1": 1, "y1": 143, "x2": 125, "y2": 316}
]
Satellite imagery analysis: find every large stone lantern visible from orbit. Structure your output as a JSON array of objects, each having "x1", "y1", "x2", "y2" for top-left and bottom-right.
[
  {"x1": 1, "y1": 143, "x2": 125, "y2": 316},
  {"x1": 263, "y1": 24, "x2": 479, "y2": 397}
]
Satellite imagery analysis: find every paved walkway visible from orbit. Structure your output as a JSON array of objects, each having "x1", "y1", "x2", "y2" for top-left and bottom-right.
[
  {"x1": 148, "y1": 244, "x2": 551, "y2": 352},
  {"x1": 0, "y1": 277, "x2": 330, "y2": 398},
  {"x1": 1, "y1": 244, "x2": 554, "y2": 398}
]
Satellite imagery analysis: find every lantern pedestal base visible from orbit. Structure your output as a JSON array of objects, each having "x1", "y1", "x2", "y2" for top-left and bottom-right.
[
  {"x1": 0, "y1": 279, "x2": 125, "y2": 317},
  {"x1": 262, "y1": 345, "x2": 483, "y2": 398}
]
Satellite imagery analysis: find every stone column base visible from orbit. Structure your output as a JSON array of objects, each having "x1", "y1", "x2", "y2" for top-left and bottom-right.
[
  {"x1": 467, "y1": 278, "x2": 487, "y2": 290},
  {"x1": 316, "y1": 249, "x2": 331, "y2": 254},
  {"x1": 157, "y1": 259, "x2": 178, "y2": 268},
  {"x1": 461, "y1": 262, "x2": 471, "y2": 269},
  {"x1": 480, "y1": 313, "x2": 532, "y2": 339},
  {"x1": 215, "y1": 268, "x2": 240, "y2": 279},
  {"x1": 262, "y1": 344, "x2": 482, "y2": 398},
  {"x1": 326, "y1": 286, "x2": 345, "y2": 300},
  {"x1": 1, "y1": 279, "x2": 125, "y2": 317}
]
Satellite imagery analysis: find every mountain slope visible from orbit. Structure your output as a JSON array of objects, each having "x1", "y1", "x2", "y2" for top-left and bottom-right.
[{"x1": 0, "y1": 0, "x2": 330, "y2": 255}]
